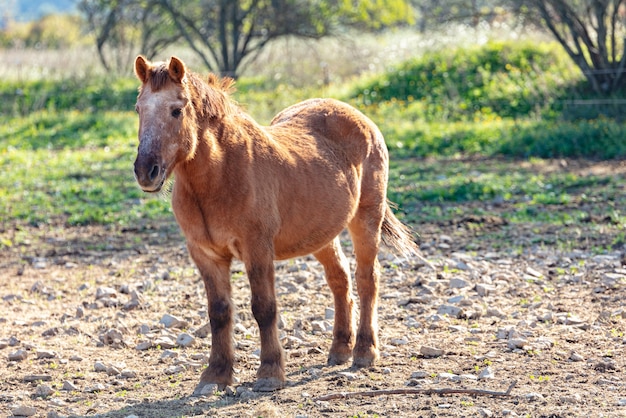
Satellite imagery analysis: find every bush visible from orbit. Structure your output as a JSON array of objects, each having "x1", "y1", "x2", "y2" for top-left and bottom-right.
[{"x1": 349, "y1": 40, "x2": 578, "y2": 121}]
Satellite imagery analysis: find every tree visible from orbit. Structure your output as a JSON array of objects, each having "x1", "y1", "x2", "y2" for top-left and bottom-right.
[
  {"x1": 79, "y1": 0, "x2": 180, "y2": 73},
  {"x1": 410, "y1": 0, "x2": 507, "y2": 32},
  {"x1": 514, "y1": 0, "x2": 626, "y2": 94},
  {"x1": 152, "y1": 0, "x2": 411, "y2": 77}
]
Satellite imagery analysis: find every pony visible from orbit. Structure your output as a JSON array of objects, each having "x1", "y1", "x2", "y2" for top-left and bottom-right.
[{"x1": 133, "y1": 56, "x2": 427, "y2": 394}]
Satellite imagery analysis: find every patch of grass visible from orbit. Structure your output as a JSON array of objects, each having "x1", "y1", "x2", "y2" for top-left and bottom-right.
[{"x1": 0, "y1": 110, "x2": 170, "y2": 227}]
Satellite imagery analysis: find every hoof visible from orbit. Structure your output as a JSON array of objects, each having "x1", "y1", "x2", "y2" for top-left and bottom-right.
[
  {"x1": 192, "y1": 382, "x2": 225, "y2": 397},
  {"x1": 328, "y1": 351, "x2": 352, "y2": 366},
  {"x1": 352, "y1": 349, "x2": 379, "y2": 368},
  {"x1": 253, "y1": 377, "x2": 285, "y2": 392}
]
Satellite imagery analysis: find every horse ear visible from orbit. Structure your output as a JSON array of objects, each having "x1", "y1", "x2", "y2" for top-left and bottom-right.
[
  {"x1": 168, "y1": 56, "x2": 186, "y2": 83},
  {"x1": 135, "y1": 55, "x2": 150, "y2": 84}
]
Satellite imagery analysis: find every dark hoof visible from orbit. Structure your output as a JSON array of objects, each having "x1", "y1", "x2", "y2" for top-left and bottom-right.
[
  {"x1": 253, "y1": 377, "x2": 285, "y2": 392},
  {"x1": 328, "y1": 351, "x2": 352, "y2": 366}
]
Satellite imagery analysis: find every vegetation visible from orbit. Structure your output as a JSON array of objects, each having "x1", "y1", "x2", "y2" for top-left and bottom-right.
[{"x1": 1, "y1": 40, "x2": 625, "y2": 236}]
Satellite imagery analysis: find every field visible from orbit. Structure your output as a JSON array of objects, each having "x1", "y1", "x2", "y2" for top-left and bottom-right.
[{"x1": 1, "y1": 29, "x2": 626, "y2": 417}]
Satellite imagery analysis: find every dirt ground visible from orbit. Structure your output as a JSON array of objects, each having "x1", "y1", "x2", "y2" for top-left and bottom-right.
[{"x1": 1, "y1": 161, "x2": 625, "y2": 418}]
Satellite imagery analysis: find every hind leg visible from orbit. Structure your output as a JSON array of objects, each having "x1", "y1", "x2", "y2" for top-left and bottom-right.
[
  {"x1": 348, "y1": 205, "x2": 384, "y2": 367},
  {"x1": 314, "y1": 237, "x2": 355, "y2": 365}
]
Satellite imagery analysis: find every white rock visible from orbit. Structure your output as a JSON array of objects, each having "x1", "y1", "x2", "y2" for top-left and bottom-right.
[
  {"x1": 62, "y1": 380, "x2": 78, "y2": 391},
  {"x1": 338, "y1": 371, "x2": 359, "y2": 381},
  {"x1": 160, "y1": 349, "x2": 178, "y2": 360},
  {"x1": 560, "y1": 393, "x2": 581, "y2": 404},
  {"x1": 420, "y1": 346, "x2": 444, "y2": 357},
  {"x1": 135, "y1": 341, "x2": 152, "y2": 351},
  {"x1": 10, "y1": 404, "x2": 37, "y2": 416},
  {"x1": 8, "y1": 349, "x2": 28, "y2": 361},
  {"x1": 36, "y1": 349, "x2": 58, "y2": 359},
  {"x1": 84, "y1": 383, "x2": 106, "y2": 393},
  {"x1": 449, "y1": 277, "x2": 470, "y2": 288},
  {"x1": 164, "y1": 365, "x2": 186, "y2": 375},
  {"x1": 525, "y1": 392, "x2": 545, "y2": 401},
  {"x1": 475, "y1": 283, "x2": 496, "y2": 296},
  {"x1": 507, "y1": 338, "x2": 527, "y2": 349},
  {"x1": 35, "y1": 384, "x2": 54, "y2": 397},
  {"x1": 324, "y1": 307, "x2": 335, "y2": 320},
  {"x1": 478, "y1": 366, "x2": 495, "y2": 380},
  {"x1": 154, "y1": 336, "x2": 177, "y2": 349},
  {"x1": 95, "y1": 286, "x2": 117, "y2": 300},
  {"x1": 411, "y1": 371, "x2": 429, "y2": 379},
  {"x1": 390, "y1": 338, "x2": 409, "y2": 346},
  {"x1": 121, "y1": 369, "x2": 138, "y2": 378},
  {"x1": 437, "y1": 305, "x2": 464, "y2": 318},
  {"x1": 176, "y1": 332, "x2": 196, "y2": 348},
  {"x1": 159, "y1": 314, "x2": 188, "y2": 329},
  {"x1": 94, "y1": 361, "x2": 108, "y2": 372},
  {"x1": 101, "y1": 328, "x2": 124, "y2": 346},
  {"x1": 198, "y1": 383, "x2": 219, "y2": 396}
]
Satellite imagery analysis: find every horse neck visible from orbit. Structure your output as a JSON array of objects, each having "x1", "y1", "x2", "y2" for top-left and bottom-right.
[{"x1": 175, "y1": 109, "x2": 263, "y2": 195}]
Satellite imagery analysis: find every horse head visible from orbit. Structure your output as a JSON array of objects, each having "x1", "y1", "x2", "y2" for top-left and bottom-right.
[{"x1": 133, "y1": 56, "x2": 197, "y2": 192}]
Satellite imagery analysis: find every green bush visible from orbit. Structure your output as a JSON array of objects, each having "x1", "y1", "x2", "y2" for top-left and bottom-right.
[{"x1": 349, "y1": 40, "x2": 578, "y2": 121}]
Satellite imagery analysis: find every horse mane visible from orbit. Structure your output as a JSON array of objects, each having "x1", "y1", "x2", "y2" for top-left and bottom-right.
[{"x1": 146, "y1": 62, "x2": 237, "y2": 120}]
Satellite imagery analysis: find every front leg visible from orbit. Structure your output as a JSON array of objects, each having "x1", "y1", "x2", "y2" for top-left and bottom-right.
[
  {"x1": 246, "y1": 255, "x2": 285, "y2": 392},
  {"x1": 187, "y1": 244, "x2": 234, "y2": 395}
]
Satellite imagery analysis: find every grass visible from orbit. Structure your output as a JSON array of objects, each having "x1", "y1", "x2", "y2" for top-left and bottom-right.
[
  {"x1": 0, "y1": 110, "x2": 171, "y2": 227},
  {"x1": 1, "y1": 40, "x2": 626, "y2": 256}
]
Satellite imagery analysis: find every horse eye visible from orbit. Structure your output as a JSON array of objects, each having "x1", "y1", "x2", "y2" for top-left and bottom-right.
[{"x1": 171, "y1": 108, "x2": 182, "y2": 118}]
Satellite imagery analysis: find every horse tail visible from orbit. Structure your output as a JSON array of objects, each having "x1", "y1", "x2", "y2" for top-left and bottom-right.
[{"x1": 381, "y1": 203, "x2": 435, "y2": 270}]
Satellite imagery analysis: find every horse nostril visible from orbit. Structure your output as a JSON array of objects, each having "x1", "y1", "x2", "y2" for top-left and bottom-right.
[{"x1": 149, "y1": 165, "x2": 160, "y2": 182}]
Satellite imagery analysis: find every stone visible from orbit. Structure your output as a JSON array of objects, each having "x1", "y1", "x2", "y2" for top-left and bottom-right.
[
  {"x1": 35, "y1": 350, "x2": 59, "y2": 359},
  {"x1": 160, "y1": 314, "x2": 188, "y2": 329},
  {"x1": 135, "y1": 341, "x2": 152, "y2": 351},
  {"x1": 10, "y1": 404, "x2": 37, "y2": 416},
  {"x1": 478, "y1": 366, "x2": 495, "y2": 380},
  {"x1": 560, "y1": 393, "x2": 581, "y2": 404},
  {"x1": 84, "y1": 383, "x2": 106, "y2": 393},
  {"x1": 570, "y1": 352, "x2": 584, "y2": 362},
  {"x1": 23, "y1": 375, "x2": 52, "y2": 382},
  {"x1": 101, "y1": 328, "x2": 124, "y2": 346},
  {"x1": 437, "y1": 305, "x2": 464, "y2": 318},
  {"x1": 390, "y1": 338, "x2": 409, "y2": 346},
  {"x1": 154, "y1": 336, "x2": 177, "y2": 349},
  {"x1": 35, "y1": 384, "x2": 54, "y2": 397},
  {"x1": 507, "y1": 338, "x2": 527, "y2": 349},
  {"x1": 525, "y1": 392, "x2": 545, "y2": 401},
  {"x1": 95, "y1": 286, "x2": 117, "y2": 300},
  {"x1": 62, "y1": 380, "x2": 78, "y2": 391},
  {"x1": 198, "y1": 383, "x2": 219, "y2": 396},
  {"x1": 420, "y1": 346, "x2": 444, "y2": 357},
  {"x1": 93, "y1": 361, "x2": 109, "y2": 372},
  {"x1": 176, "y1": 332, "x2": 196, "y2": 348},
  {"x1": 449, "y1": 277, "x2": 470, "y2": 289},
  {"x1": 8, "y1": 349, "x2": 28, "y2": 361}
]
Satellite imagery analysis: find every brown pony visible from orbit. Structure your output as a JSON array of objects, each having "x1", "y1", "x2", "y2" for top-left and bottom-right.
[{"x1": 133, "y1": 56, "x2": 425, "y2": 394}]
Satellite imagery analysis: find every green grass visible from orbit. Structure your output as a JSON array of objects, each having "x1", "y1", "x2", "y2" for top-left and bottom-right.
[
  {"x1": 0, "y1": 110, "x2": 171, "y2": 226},
  {"x1": 2, "y1": 40, "x2": 626, "y2": 242}
]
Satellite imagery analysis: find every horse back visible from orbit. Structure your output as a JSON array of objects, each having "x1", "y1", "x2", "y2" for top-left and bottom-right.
[{"x1": 269, "y1": 98, "x2": 387, "y2": 167}]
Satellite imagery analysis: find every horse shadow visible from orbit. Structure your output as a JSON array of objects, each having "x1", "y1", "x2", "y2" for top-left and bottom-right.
[{"x1": 93, "y1": 362, "x2": 356, "y2": 417}]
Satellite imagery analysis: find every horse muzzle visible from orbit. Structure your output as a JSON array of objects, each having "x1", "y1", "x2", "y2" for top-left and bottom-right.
[{"x1": 134, "y1": 155, "x2": 166, "y2": 193}]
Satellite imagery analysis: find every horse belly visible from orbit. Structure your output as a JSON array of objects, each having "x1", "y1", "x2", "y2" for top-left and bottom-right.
[{"x1": 273, "y1": 170, "x2": 359, "y2": 260}]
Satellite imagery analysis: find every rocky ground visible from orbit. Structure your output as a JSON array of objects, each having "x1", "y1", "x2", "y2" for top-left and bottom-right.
[{"x1": 1, "y1": 192, "x2": 625, "y2": 417}]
